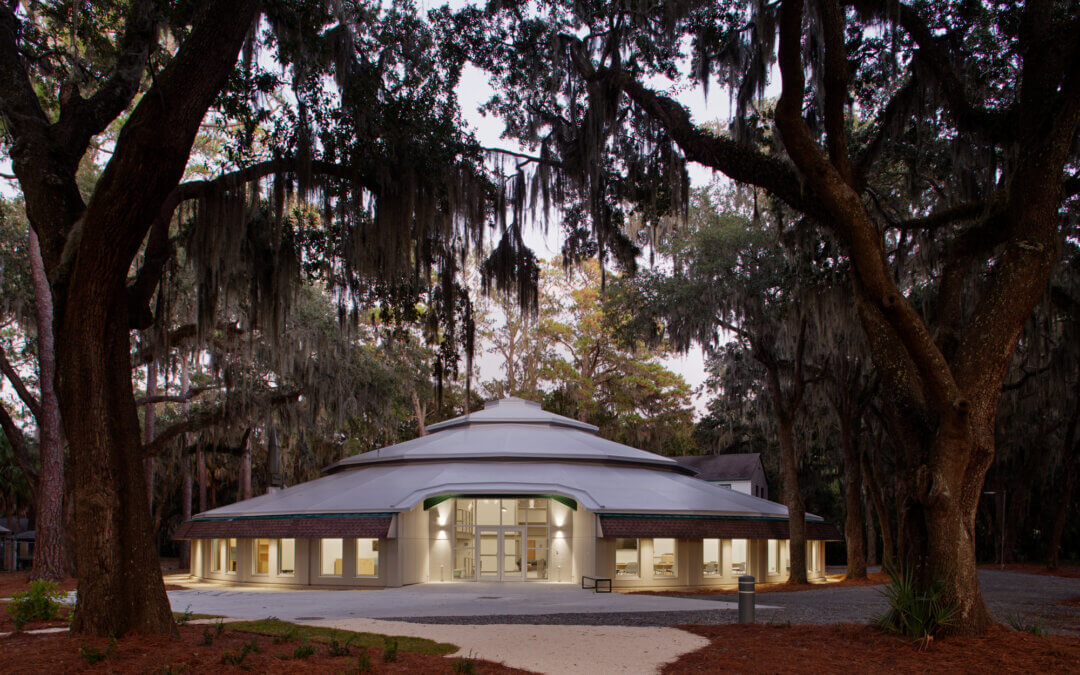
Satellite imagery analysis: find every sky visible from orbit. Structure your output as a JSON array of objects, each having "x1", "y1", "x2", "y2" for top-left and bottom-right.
[
  {"x1": 0, "y1": 8, "x2": 760, "y2": 420},
  {"x1": 453, "y1": 62, "x2": 734, "y2": 415}
]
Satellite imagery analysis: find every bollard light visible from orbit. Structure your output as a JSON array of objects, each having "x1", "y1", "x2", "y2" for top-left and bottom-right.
[{"x1": 738, "y1": 575, "x2": 755, "y2": 624}]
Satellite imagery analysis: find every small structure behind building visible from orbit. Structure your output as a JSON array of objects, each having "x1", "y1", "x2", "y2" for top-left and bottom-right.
[{"x1": 673, "y1": 453, "x2": 769, "y2": 500}]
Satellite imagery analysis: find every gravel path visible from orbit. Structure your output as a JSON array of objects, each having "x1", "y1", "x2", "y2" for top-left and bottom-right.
[
  {"x1": 385, "y1": 570, "x2": 1080, "y2": 634},
  {"x1": 734, "y1": 569, "x2": 1080, "y2": 634}
]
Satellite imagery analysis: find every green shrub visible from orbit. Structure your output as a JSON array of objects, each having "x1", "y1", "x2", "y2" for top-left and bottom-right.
[
  {"x1": 382, "y1": 637, "x2": 398, "y2": 662},
  {"x1": 201, "y1": 626, "x2": 215, "y2": 645},
  {"x1": 452, "y1": 656, "x2": 477, "y2": 674},
  {"x1": 327, "y1": 631, "x2": 353, "y2": 657},
  {"x1": 79, "y1": 645, "x2": 107, "y2": 665},
  {"x1": 6, "y1": 579, "x2": 65, "y2": 630},
  {"x1": 79, "y1": 638, "x2": 116, "y2": 665},
  {"x1": 875, "y1": 564, "x2": 958, "y2": 640},
  {"x1": 175, "y1": 606, "x2": 194, "y2": 627},
  {"x1": 214, "y1": 618, "x2": 226, "y2": 636},
  {"x1": 293, "y1": 638, "x2": 316, "y2": 659},
  {"x1": 356, "y1": 649, "x2": 373, "y2": 673},
  {"x1": 220, "y1": 638, "x2": 261, "y2": 666},
  {"x1": 1006, "y1": 614, "x2": 1047, "y2": 637}
]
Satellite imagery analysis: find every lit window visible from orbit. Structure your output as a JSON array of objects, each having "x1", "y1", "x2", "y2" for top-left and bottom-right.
[
  {"x1": 355, "y1": 538, "x2": 379, "y2": 577},
  {"x1": 615, "y1": 538, "x2": 639, "y2": 578},
  {"x1": 253, "y1": 539, "x2": 270, "y2": 575},
  {"x1": 730, "y1": 539, "x2": 747, "y2": 576},
  {"x1": 768, "y1": 539, "x2": 780, "y2": 574},
  {"x1": 227, "y1": 538, "x2": 238, "y2": 573},
  {"x1": 320, "y1": 538, "x2": 343, "y2": 576},
  {"x1": 703, "y1": 539, "x2": 722, "y2": 577},
  {"x1": 652, "y1": 538, "x2": 676, "y2": 577},
  {"x1": 278, "y1": 539, "x2": 295, "y2": 576}
]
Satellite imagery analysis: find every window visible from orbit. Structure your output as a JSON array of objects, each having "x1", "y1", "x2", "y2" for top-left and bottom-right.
[
  {"x1": 253, "y1": 539, "x2": 271, "y2": 575},
  {"x1": 703, "y1": 539, "x2": 722, "y2": 577},
  {"x1": 652, "y1": 538, "x2": 676, "y2": 577},
  {"x1": 320, "y1": 538, "x2": 343, "y2": 576},
  {"x1": 615, "y1": 538, "x2": 639, "y2": 578},
  {"x1": 227, "y1": 538, "x2": 238, "y2": 573},
  {"x1": 278, "y1": 539, "x2": 295, "y2": 576},
  {"x1": 730, "y1": 539, "x2": 747, "y2": 576},
  {"x1": 768, "y1": 539, "x2": 780, "y2": 574},
  {"x1": 211, "y1": 539, "x2": 225, "y2": 572},
  {"x1": 355, "y1": 538, "x2": 379, "y2": 577}
]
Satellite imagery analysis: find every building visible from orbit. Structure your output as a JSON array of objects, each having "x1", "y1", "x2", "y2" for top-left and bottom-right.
[
  {"x1": 176, "y1": 398, "x2": 839, "y2": 589},
  {"x1": 673, "y1": 453, "x2": 769, "y2": 500}
]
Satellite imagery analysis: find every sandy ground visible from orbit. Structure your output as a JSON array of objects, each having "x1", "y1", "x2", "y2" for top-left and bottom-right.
[{"x1": 301, "y1": 617, "x2": 709, "y2": 674}]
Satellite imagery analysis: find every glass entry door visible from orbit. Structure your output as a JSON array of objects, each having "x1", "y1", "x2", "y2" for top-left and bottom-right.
[{"x1": 476, "y1": 527, "x2": 525, "y2": 581}]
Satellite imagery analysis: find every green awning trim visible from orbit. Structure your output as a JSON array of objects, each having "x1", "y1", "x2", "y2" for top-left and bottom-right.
[
  {"x1": 600, "y1": 513, "x2": 809, "y2": 523},
  {"x1": 423, "y1": 494, "x2": 577, "y2": 511},
  {"x1": 190, "y1": 512, "x2": 395, "y2": 522}
]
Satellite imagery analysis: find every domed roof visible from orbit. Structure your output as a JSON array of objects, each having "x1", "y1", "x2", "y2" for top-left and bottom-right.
[
  {"x1": 189, "y1": 396, "x2": 821, "y2": 523},
  {"x1": 324, "y1": 397, "x2": 694, "y2": 475}
]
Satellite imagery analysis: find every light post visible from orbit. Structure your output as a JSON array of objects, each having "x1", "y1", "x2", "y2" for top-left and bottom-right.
[{"x1": 983, "y1": 490, "x2": 1006, "y2": 570}]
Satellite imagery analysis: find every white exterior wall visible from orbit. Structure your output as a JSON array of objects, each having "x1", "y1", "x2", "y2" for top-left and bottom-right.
[
  {"x1": 550, "y1": 500, "x2": 574, "y2": 582},
  {"x1": 397, "y1": 503, "x2": 429, "y2": 585},
  {"x1": 428, "y1": 500, "x2": 454, "y2": 582}
]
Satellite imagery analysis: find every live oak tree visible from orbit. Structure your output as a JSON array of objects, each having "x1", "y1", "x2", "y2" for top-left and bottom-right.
[
  {"x1": 480, "y1": 259, "x2": 696, "y2": 455},
  {"x1": 458, "y1": 0, "x2": 1080, "y2": 632},
  {"x1": 0, "y1": 199, "x2": 68, "y2": 580},
  {"x1": 0, "y1": 0, "x2": 535, "y2": 636}
]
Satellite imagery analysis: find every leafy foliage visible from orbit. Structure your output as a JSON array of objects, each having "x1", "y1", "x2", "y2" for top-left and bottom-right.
[
  {"x1": 875, "y1": 565, "x2": 958, "y2": 640},
  {"x1": 6, "y1": 579, "x2": 65, "y2": 629}
]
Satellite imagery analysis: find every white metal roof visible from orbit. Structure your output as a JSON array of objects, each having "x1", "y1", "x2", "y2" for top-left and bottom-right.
[
  {"x1": 325, "y1": 398, "x2": 691, "y2": 474},
  {"x1": 195, "y1": 397, "x2": 817, "y2": 522}
]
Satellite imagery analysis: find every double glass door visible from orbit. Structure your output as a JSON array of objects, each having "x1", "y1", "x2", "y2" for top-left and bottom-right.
[{"x1": 478, "y1": 527, "x2": 524, "y2": 581}]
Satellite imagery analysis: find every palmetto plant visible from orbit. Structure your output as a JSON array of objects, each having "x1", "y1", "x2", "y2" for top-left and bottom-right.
[{"x1": 875, "y1": 563, "x2": 959, "y2": 643}]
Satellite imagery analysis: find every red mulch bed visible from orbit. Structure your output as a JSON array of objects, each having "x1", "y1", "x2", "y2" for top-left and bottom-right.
[
  {"x1": 0, "y1": 603, "x2": 71, "y2": 633},
  {"x1": 0, "y1": 624, "x2": 532, "y2": 673},
  {"x1": 980, "y1": 563, "x2": 1080, "y2": 579},
  {"x1": 0, "y1": 572, "x2": 184, "y2": 597},
  {"x1": 630, "y1": 571, "x2": 889, "y2": 598},
  {"x1": 1064, "y1": 596, "x2": 1080, "y2": 608},
  {"x1": 665, "y1": 623, "x2": 1080, "y2": 674},
  {"x1": 0, "y1": 572, "x2": 79, "y2": 598}
]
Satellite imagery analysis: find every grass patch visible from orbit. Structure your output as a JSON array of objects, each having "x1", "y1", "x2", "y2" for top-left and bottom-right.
[
  {"x1": 227, "y1": 617, "x2": 456, "y2": 656},
  {"x1": 172, "y1": 611, "x2": 221, "y2": 622}
]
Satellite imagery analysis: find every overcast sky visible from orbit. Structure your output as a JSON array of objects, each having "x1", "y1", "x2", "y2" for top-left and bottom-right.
[{"x1": 454, "y1": 61, "x2": 737, "y2": 415}]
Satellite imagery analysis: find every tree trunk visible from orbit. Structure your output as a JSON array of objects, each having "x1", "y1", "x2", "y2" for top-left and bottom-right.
[
  {"x1": 1046, "y1": 455, "x2": 1076, "y2": 570},
  {"x1": 178, "y1": 357, "x2": 192, "y2": 569},
  {"x1": 1047, "y1": 395, "x2": 1080, "y2": 569},
  {"x1": 777, "y1": 417, "x2": 808, "y2": 584},
  {"x1": 144, "y1": 360, "x2": 157, "y2": 512},
  {"x1": 865, "y1": 488, "x2": 878, "y2": 567},
  {"x1": 840, "y1": 419, "x2": 867, "y2": 578},
  {"x1": 239, "y1": 436, "x2": 252, "y2": 501},
  {"x1": 56, "y1": 292, "x2": 175, "y2": 637},
  {"x1": 894, "y1": 430, "x2": 995, "y2": 633},
  {"x1": 862, "y1": 447, "x2": 894, "y2": 566},
  {"x1": 27, "y1": 229, "x2": 66, "y2": 582}
]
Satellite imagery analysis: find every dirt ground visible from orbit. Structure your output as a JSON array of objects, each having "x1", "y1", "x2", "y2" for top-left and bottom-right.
[
  {"x1": 0, "y1": 571, "x2": 184, "y2": 598},
  {"x1": 665, "y1": 623, "x2": 1080, "y2": 674},
  {"x1": 628, "y1": 571, "x2": 889, "y2": 598},
  {"x1": 0, "y1": 624, "x2": 531, "y2": 674}
]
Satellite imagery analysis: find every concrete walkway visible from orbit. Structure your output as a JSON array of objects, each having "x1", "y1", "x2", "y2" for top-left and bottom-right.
[
  {"x1": 166, "y1": 582, "x2": 732, "y2": 674},
  {"x1": 166, "y1": 581, "x2": 740, "y2": 621}
]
